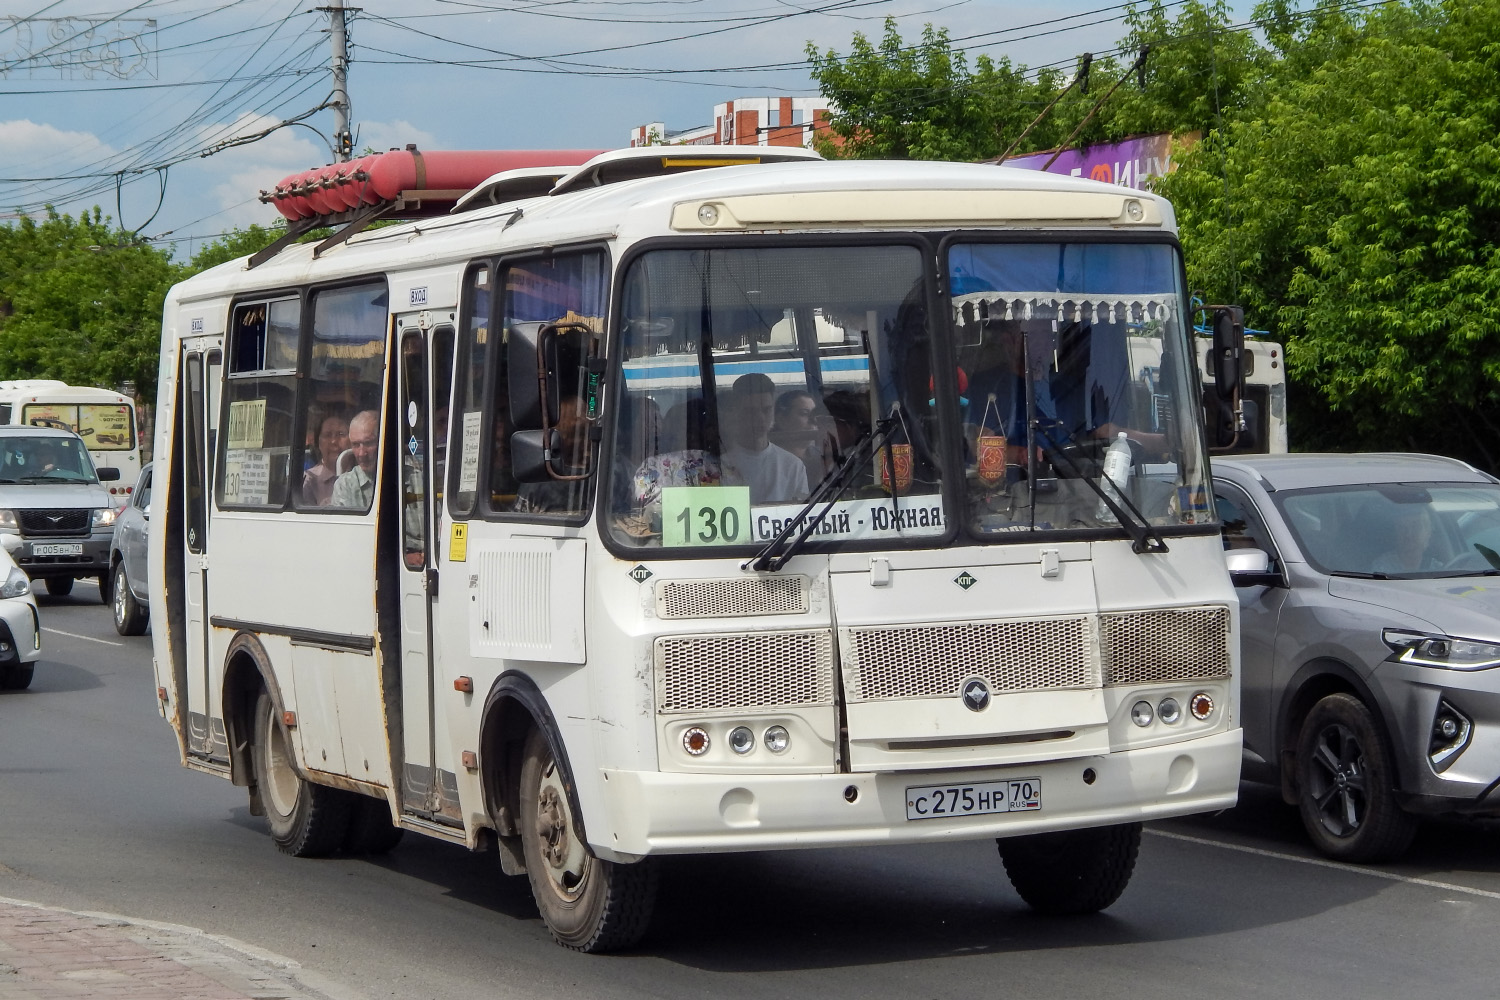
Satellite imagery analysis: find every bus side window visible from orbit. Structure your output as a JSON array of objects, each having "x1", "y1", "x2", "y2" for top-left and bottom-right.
[
  {"x1": 450, "y1": 264, "x2": 491, "y2": 517},
  {"x1": 220, "y1": 298, "x2": 299, "y2": 509},
  {"x1": 301, "y1": 283, "x2": 389, "y2": 513},
  {"x1": 500, "y1": 250, "x2": 608, "y2": 518}
]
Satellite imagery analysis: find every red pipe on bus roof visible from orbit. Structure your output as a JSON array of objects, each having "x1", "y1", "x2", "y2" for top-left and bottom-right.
[{"x1": 262, "y1": 148, "x2": 606, "y2": 222}]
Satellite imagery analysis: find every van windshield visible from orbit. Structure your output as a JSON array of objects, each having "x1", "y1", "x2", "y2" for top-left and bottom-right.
[
  {"x1": 606, "y1": 244, "x2": 941, "y2": 551},
  {"x1": 22, "y1": 403, "x2": 136, "y2": 451},
  {"x1": 0, "y1": 436, "x2": 98, "y2": 483}
]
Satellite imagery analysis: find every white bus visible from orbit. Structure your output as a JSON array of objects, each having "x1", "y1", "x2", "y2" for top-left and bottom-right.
[
  {"x1": 0, "y1": 379, "x2": 143, "y2": 493},
  {"x1": 150, "y1": 147, "x2": 1244, "y2": 952}
]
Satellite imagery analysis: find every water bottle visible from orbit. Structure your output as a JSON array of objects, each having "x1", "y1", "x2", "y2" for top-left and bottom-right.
[{"x1": 1097, "y1": 432, "x2": 1133, "y2": 522}]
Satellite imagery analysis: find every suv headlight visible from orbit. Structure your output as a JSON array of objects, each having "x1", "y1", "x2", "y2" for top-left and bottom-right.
[
  {"x1": 0, "y1": 510, "x2": 15, "y2": 531},
  {"x1": 0, "y1": 566, "x2": 30, "y2": 599},
  {"x1": 1383, "y1": 628, "x2": 1500, "y2": 670},
  {"x1": 92, "y1": 507, "x2": 118, "y2": 528}
]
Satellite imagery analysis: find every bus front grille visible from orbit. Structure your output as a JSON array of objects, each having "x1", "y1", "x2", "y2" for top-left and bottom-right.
[
  {"x1": 656, "y1": 575, "x2": 808, "y2": 619},
  {"x1": 1100, "y1": 606, "x2": 1232, "y2": 685},
  {"x1": 842, "y1": 616, "x2": 1095, "y2": 702},
  {"x1": 655, "y1": 629, "x2": 834, "y2": 713}
]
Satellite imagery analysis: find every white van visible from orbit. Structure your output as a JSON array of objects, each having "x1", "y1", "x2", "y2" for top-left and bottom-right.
[{"x1": 0, "y1": 380, "x2": 141, "y2": 497}]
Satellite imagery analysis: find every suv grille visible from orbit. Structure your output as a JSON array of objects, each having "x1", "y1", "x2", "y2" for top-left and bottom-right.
[{"x1": 18, "y1": 508, "x2": 90, "y2": 536}]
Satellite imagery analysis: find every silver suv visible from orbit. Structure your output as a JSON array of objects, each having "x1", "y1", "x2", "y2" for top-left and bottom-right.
[
  {"x1": 0, "y1": 426, "x2": 122, "y2": 601},
  {"x1": 1216, "y1": 453, "x2": 1500, "y2": 861}
]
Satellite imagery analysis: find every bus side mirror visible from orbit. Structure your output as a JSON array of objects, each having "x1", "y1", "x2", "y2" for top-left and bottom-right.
[
  {"x1": 507, "y1": 322, "x2": 558, "y2": 432},
  {"x1": 1211, "y1": 306, "x2": 1244, "y2": 400},
  {"x1": 97, "y1": 467, "x2": 121, "y2": 482},
  {"x1": 510, "y1": 429, "x2": 559, "y2": 483}
]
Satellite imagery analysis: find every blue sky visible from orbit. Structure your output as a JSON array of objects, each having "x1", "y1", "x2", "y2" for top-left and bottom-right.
[{"x1": 0, "y1": 0, "x2": 1246, "y2": 255}]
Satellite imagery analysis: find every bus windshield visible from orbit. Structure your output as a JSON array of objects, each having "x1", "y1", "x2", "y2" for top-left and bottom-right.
[
  {"x1": 607, "y1": 243, "x2": 941, "y2": 551},
  {"x1": 947, "y1": 240, "x2": 1214, "y2": 537}
]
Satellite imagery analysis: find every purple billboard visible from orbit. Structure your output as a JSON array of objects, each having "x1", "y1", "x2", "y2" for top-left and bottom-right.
[{"x1": 1002, "y1": 132, "x2": 1198, "y2": 190}]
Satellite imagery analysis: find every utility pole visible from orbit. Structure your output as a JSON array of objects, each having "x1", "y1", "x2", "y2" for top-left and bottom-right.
[{"x1": 325, "y1": 0, "x2": 354, "y2": 161}]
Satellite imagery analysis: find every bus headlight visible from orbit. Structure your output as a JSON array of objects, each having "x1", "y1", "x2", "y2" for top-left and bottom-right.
[
  {"x1": 92, "y1": 507, "x2": 118, "y2": 528},
  {"x1": 763, "y1": 725, "x2": 790, "y2": 754},
  {"x1": 1130, "y1": 701, "x2": 1154, "y2": 727},
  {"x1": 0, "y1": 566, "x2": 29, "y2": 598},
  {"x1": 728, "y1": 726, "x2": 755, "y2": 755}
]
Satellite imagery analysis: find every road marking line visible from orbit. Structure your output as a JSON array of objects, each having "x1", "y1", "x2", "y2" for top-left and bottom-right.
[
  {"x1": 1148, "y1": 828, "x2": 1500, "y2": 900},
  {"x1": 42, "y1": 627, "x2": 123, "y2": 647}
]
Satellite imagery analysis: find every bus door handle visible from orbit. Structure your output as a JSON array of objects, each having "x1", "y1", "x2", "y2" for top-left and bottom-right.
[{"x1": 425, "y1": 566, "x2": 439, "y2": 599}]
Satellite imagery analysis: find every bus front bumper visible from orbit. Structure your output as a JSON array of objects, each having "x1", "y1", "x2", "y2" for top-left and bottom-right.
[{"x1": 595, "y1": 728, "x2": 1241, "y2": 860}]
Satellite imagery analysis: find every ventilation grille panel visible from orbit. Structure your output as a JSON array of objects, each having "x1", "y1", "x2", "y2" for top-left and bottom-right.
[
  {"x1": 1101, "y1": 605, "x2": 1231, "y2": 685},
  {"x1": 655, "y1": 629, "x2": 833, "y2": 713},
  {"x1": 845, "y1": 617, "x2": 1094, "y2": 702},
  {"x1": 656, "y1": 575, "x2": 808, "y2": 619}
]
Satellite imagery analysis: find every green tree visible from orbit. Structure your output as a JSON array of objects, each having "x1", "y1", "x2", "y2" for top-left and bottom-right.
[
  {"x1": 0, "y1": 208, "x2": 177, "y2": 398},
  {"x1": 1164, "y1": 0, "x2": 1500, "y2": 464}
]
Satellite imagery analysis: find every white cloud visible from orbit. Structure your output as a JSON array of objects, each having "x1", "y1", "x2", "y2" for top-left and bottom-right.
[
  {"x1": 0, "y1": 119, "x2": 115, "y2": 170},
  {"x1": 356, "y1": 119, "x2": 439, "y2": 155},
  {"x1": 183, "y1": 113, "x2": 327, "y2": 232}
]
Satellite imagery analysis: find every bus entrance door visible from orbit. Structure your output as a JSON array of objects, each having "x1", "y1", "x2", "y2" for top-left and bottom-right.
[
  {"x1": 392, "y1": 318, "x2": 459, "y2": 823},
  {"x1": 179, "y1": 340, "x2": 226, "y2": 762}
]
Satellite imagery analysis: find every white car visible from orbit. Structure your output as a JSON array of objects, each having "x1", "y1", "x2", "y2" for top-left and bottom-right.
[{"x1": 0, "y1": 545, "x2": 41, "y2": 690}]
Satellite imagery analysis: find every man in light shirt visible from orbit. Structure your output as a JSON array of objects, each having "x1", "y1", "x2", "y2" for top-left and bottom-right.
[
  {"x1": 330, "y1": 409, "x2": 379, "y2": 509},
  {"x1": 719, "y1": 373, "x2": 808, "y2": 504}
]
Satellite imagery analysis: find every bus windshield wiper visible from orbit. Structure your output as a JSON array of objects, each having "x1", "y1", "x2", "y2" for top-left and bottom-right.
[
  {"x1": 743, "y1": 410, "x2": 899, "y2": 572},
  {"x1": 1033, "y1": 422, "x2": 1168, "y2": 555}
]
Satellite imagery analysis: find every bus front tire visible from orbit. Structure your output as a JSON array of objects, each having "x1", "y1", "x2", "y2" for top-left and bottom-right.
[
  {"x1": 252, "y1": 691, "x2": 351, "y2": 857},
  {"x1": 997, "y1": 822, "x2": 1142, "y2": 915},
  {"x1": 44, "y1": 576, "x2": 72, "y2": 597},
  {"x1": 518, "y1": 727, "x2": 656, "y2": 952},
  {"x1": 0, "y1": 663, "x2": 33, "y2": 690},
  {"x1": 112, "y1": 565, "x2": 148, "y2": 635}
]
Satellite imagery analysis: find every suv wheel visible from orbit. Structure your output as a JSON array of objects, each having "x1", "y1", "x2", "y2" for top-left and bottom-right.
[
  {"x1": 1294, "y1": 693, "x2": 1417, "y2": 862},
  {"x1": 44, "y1": 576, "x2": 73, "y2": 597}
]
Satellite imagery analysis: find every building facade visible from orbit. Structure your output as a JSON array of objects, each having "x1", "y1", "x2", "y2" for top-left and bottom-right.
[{"x1": 630, "y1": 96, "x2": 833, "y2": 149}]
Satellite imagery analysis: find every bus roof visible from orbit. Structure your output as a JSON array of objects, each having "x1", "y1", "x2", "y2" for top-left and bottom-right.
[
  {"x1": 0, "y1": 380, "x2": 132, "y2": 403},
  {"x1": 166, "y1": 158, "x2": 1178, "y2": 321}
]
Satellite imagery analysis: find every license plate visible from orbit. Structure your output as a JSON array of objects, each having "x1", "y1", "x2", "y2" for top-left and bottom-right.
[
  {"x1": 32, "y1": 543, "x2": 82, "y2": 556},
  {"x1": 905, "y1": 777, "x2": 1042, "y2": 821}
]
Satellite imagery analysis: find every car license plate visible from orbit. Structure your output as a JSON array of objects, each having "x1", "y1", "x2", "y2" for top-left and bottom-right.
[
  {"x1": 905, "y1": 778, "x2": 1041, "y2": 821},
  {"x1": 32, "y1": 543, "x2": 82, "y2": 556}
]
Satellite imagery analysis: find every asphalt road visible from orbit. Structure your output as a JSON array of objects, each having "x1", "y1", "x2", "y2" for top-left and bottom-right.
[{"x1": 4, "y1": 594, "x2": 1498, "y2": 1000}]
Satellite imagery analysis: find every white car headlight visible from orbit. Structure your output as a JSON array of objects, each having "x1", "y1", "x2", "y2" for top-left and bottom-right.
[
  {"x1": 92, "y1": 507, "x2": 118, "y2": 528},
  {"x1": 0, "y1": 510, "x2": 15, "y2": 530},
  {"x1": 0, "y1": 566, "x2": 30, "y2": 599},
  {"x1": 1383, "y1": 628, "x2": 1500, "y2": 670}
]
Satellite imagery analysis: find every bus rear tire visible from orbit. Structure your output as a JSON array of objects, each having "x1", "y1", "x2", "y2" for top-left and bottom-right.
[
  {"x1": 44, "y1": 576, "x2": 72, "y2": 597},
  {"x1": 344, "y1": 794, "x2": 405, "y2": 855},
  {"x1": 253, "y1": 690, "x2": 352, "y2": 857},
  {"x1": 519, "y1": 727, "x2": 656, "y2": 952},
  {"x1": 997, "y1": 822, "x2": 1142, "y2": 915}
]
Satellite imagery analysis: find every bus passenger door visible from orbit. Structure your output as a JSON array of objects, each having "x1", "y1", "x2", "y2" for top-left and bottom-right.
[
  {"x1": 392, "y1": 318, "x2": 455, "y2": 819},
  {"x1": 180, "y1": 342, "x2": 225, "y2": 761}
]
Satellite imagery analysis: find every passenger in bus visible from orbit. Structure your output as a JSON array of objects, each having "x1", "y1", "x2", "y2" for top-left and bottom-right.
[
  {"x1": 302, "y1": 410, "x2": 349, "y2": 506},
  {"x1": 630, "y1": 397, "x2": 720, "y2": 509},
  {"x1": 330, "y1": 409, "x2": 380, "y2": 509},
  {"x1": 720, "y1": 373, "x2": 809, "y2": 505},
  {"x1": 772, "y1": 389, "x2": 835, "y2": 488}
]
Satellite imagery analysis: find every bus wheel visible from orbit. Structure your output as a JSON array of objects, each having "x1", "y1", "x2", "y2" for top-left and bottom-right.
[
  {"x1": 344, "y1": 794, "x2": 405, "y2": 855},
  {"x1": 44, "y1": 577, "x2": 72, "y2": 597},
  {"x1": 112, "y1": 566, "x2": 148, "y2": 635},
  {"x1": 518, "y1": 727, "x2": 656, "y2": 952},
  {"x1": 0, "y1": 663, "x2": 33, "y2": 690},
  {"x1": 252, "y1": 690, "x2": 351, "y2": 857},
  {"x1": 997, "y1": 822, "x2": 1142, "y2": 915}
]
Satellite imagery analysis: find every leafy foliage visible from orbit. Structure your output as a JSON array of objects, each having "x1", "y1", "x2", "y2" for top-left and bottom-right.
[{"x1": 813, "y1": 1, "x2": 1500, "y2": 467}]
